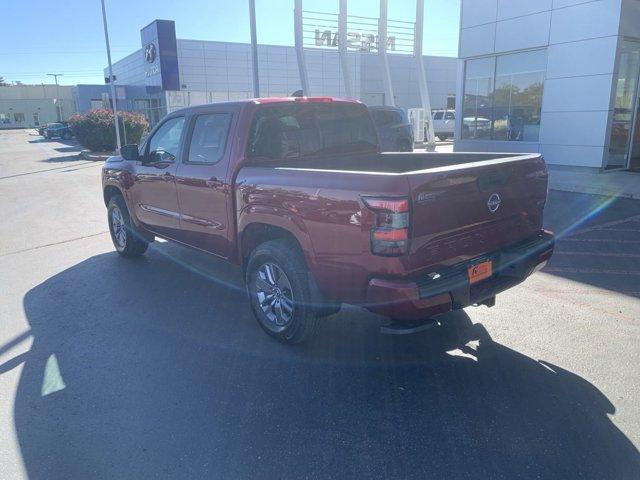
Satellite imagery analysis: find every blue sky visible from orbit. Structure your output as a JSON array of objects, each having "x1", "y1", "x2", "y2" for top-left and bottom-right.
[{"x1": 0, "y1": 0, "x2": 460, "y2": 85}]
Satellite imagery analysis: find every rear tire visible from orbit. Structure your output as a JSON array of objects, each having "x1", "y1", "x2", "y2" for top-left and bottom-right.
[
  {"x1": 246, "y1": 239, "x2": 319, "y2": 344},
  {"x1": 107, "y1": 195, "x2": 148, "y2": 258}
]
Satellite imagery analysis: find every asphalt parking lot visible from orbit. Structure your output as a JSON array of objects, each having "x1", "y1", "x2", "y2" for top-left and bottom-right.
[{"x1": 1, "y1": 129, "x2": 639, "y2": 479}]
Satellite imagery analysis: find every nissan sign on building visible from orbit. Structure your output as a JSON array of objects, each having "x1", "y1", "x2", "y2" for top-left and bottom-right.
[{"x1": 100, "y1": 19, "x2": 456, "y2": 127}]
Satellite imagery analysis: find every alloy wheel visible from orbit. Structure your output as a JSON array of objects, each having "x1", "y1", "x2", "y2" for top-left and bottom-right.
[
  {"x1": 110, "y1": 206, "x2": 127, "y2": 250},
  {"x1": 254, "y1": 262, "x2": 294, "y2": 330}
]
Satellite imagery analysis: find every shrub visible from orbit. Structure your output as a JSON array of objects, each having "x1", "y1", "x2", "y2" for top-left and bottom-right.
[{"x1": 69, "y1": 108, "x2": 149, "y2": 152}]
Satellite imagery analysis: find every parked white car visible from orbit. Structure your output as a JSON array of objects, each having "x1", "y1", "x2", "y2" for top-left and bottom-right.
[{"x1": 432, "y1": 109, "x2": 455, "y2": 141}]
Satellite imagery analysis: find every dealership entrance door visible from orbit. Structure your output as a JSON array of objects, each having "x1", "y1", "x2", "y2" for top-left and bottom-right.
[
  {"x1": 607, "y1": 40, "x2": 640, "y2": 169},
  {"x1": 629, "y1": 102, "x2": 640, "y2": 170}
]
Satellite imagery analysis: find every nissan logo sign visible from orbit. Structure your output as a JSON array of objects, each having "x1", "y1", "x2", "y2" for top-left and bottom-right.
[
  {"x1": 145, "y1": 43, "x2": 157, "y2": 63},
  {"x1": 487, "y1": 193, "x2": 501, "y2": 213}
]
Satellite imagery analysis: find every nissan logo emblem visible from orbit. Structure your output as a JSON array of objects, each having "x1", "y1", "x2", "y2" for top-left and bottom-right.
[
  {"x1": 487, "y1": 193, "x2": 501, "y2": 213},
  {"x1": 145, "y1": 43, "x2": 157, "y2": 64}
]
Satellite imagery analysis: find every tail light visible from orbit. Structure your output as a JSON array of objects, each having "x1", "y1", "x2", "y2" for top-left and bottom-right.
[{"x1": 362, "y1": 196, "x2": 410, "y2": 256}]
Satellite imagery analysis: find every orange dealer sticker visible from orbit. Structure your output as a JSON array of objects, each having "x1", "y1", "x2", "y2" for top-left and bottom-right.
[{"x1": 468, "y1": 260, "x2": 493, "y2": 284}]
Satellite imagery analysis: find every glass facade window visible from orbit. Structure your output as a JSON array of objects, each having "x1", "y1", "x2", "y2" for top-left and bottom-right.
[
  {"x1": 462, "y1": 49, "x2": 547, "y2": 142},
  {"x1": 462, "y1": 57, "x2": 494, "y2": 140},
  {"x1": 607, "y1": 40, "x2": 640, "y2": 168}
]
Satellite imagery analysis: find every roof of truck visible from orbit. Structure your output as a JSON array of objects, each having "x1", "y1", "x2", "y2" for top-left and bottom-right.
[{"x1": 167, "y1": 97, "x2": 360, "y2": 116}]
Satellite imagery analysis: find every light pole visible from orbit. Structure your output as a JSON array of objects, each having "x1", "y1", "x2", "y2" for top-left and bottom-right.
[
  {"x1": 249, "y1": 0, "x2": 260, "y2": 98},
  {"x1": 47, "y1": 73, "x2": 63, "y2": 121},
  {"x1": 100, "y1": 0, "x2": 121, "y2": 151}
]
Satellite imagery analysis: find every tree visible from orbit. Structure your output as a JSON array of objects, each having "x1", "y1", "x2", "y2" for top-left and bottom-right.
[{"x1": 0, "y1": 77, "x2": 9, "y2": 86}]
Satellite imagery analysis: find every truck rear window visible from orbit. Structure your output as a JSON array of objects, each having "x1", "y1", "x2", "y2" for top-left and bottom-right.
[{"x1": 247, "y1": 102, "x2": 377, "y2": 161}]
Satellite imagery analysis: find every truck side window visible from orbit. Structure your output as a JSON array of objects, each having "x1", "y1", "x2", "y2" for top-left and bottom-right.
[
  {"x1": 186, "y1": 113, "x2": 232, "y2": 164},
  {"x1": 433, "y1": 111, "x2": 444, "y2": 120},
  {"x1": 147, "y1": 116, "x2": 185, "y2": 162}
]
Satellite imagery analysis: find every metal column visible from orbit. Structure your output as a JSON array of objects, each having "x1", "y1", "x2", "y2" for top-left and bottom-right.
[
  {"x1": 378, "y1": 0, "x2": 395, "y2": 106},
  {"x1": 294, "y1": 0, "x2": 309, "y2": 95},
  {"x1": 249, "y1": 0, "x2": 260, "y2": 98},
  {"x1": 338, "y1": 0, "x2": 353, "y2": 98},
  {"x1": 414, "y1": 0, "x2": 435, "y2": 150}
]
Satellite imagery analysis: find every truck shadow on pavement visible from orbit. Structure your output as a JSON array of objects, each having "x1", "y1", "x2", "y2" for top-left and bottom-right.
[{"x1": 7, "y1": 246, "x2": 640, "y2": 479}]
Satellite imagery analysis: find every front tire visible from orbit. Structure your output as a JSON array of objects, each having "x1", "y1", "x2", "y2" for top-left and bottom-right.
[
  {"x1": 107, "y1": 195, "x2": 148, "y2": 258},
  {"x1": 246, "y1": 239, "x2": 319, "y2": 344}
]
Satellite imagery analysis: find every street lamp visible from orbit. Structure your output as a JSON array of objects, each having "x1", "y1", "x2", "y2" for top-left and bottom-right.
[
  {"x1": 100, "y1": 0, "x2": 121, "y2": 151},
  {"x1": 47, "y1": 73, "x2": 63, "y2": 121},
  {"x1": 249, "y1": 0, "x2": 260, "y2": 98}
]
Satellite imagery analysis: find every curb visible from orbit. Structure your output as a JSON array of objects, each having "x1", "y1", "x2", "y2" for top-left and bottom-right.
[{"x1": 80, "y1": 150, "x2": 114, "y2": 162}]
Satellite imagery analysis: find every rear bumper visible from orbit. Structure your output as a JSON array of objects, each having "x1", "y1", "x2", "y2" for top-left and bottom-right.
[{"x1": 364, "y1": 230, "x2": 555, "y2": 320}]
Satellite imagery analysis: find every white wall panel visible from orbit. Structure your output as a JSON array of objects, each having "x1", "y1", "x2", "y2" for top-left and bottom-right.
[
  {"x1": 542, "y1": 75, "x2": 615, "y2": 112},
  {"x1": 497, "y1": 0, "x2": 552, "y2": 20},
  {"x1": 461, "y1": 0, "x2": 498, "y2": 28},
  {"x1": 495, "y1": 11, "x2": 551, "y2": 53},
  {"x1": 549, "y1": 0, "x2": 622, "y2": 43},
  {"x1": 459, "y1": 23, "x2": 496, "y2": 57},
  {"x1": 546, "y1": 36, "x2": 618, "y2": 78},
  {"x1": 540, "y1": 143, "x2": 605, "y2": 167},
  {"x1": 540, "y1": 110, "x2": 611, "y2": 146},
  {"x1": 454, "y1": 140, "x2": 540, "y2": 153}
]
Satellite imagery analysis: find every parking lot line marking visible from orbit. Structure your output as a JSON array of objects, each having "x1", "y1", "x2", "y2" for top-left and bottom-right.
[
  {"x1": 554, "y1": 251, "x2": 640, "y2": 258},
  {"x1": 568, "y1": 214, "x2": 640, "y2": 237},
  {"x1": 0, "y1": 161, "x2": 99, "y2": 180},
  {"x1": 560, "y1": 238, "x2": 640, "y2": 244},
  {"x1": 545, "y1": 266, "x2": 640, "y2": 275},
  {"x1": 0, "y1": 231, "x2": 109, "y2": 257},
  {"x1": 532, "y1": 287, "x2": 640, "y2": 297},
  {"x1": 589, "y1": 228, "x2": 640, "y2": 233}
]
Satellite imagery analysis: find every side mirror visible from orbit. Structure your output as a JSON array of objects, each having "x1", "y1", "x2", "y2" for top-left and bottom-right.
[
  {"x1": 148, "y1": 150, "x2": 175, "y2": 163},
  {"x1": 120, "y1": 144, "x2": 139, "y2": 161}
]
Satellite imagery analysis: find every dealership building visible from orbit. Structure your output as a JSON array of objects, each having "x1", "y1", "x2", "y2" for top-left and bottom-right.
[
  {"x1": 0, "y1": 85, "x2": 76, "y2": 129},
  {"x1": 455, "y1": 0, "x2": 640, "y2": 171},
  {"x1": 94, "y1": 19, "x2": 456, "y2": 126}
]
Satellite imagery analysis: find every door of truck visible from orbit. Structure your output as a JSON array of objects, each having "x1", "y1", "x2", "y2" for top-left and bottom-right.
[
  {"x1": 129, "y1": 115, "x2": 186, "y2": 238},
  {"x1": 173, "y1": 108, "x2": 236, "y2": 258}
]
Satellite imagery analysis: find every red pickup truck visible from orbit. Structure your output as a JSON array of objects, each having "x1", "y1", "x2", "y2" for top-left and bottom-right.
[{"x1": 102, "y1": 97, "x2": 554, "y2": 343}]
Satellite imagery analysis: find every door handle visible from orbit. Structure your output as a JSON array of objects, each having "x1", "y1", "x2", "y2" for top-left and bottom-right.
[{"x1": 152, "y1": 161, "x2": 173, "y2": 169}]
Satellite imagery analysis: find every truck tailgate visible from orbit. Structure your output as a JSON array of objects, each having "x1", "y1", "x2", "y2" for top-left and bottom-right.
[{"x1": 405, "y1": 154, "x2": 548, "y2": 274}]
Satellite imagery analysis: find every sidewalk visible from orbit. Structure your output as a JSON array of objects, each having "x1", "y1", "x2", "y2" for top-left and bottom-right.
[{"x1": 547, "y1": 165, "x2": 640, "y2": 200}]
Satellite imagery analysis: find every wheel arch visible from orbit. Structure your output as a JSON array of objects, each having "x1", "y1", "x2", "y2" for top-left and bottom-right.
[
  {"x1": 239, "y1": 222, "x2": 308, "y2": 268},
  {"x1": 103, "y1": 185, "x2": 123, "y2": 207}
]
